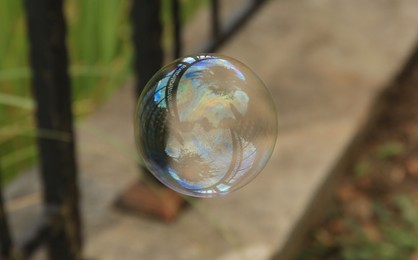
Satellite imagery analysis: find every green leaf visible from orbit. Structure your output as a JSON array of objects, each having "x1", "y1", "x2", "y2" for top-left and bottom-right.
[{"x1": 375, "y1": 141, "x2": 404, "y2": 159}]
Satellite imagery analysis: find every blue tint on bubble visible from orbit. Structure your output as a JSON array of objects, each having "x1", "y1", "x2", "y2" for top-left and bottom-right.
[{"x1": 135, "y1": 54, "x2": 278, "y2": 198}]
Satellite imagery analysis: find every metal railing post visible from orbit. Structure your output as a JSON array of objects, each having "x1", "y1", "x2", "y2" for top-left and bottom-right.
[
  {"x1": 24, "y1": 0, "x2": 82, "y2": 259},
  {"x1": 0, "y1": 163, "x2": 14, "y2": 260},
  {"x1": 171, "y1": 0, "x2": 182, "y2": 58},
  {"x1": 131, "y1": 0, "x2": 164, "y2": 98},
  {"x1": 211, "y1": 0, "x2": 220, "y2": 40}
]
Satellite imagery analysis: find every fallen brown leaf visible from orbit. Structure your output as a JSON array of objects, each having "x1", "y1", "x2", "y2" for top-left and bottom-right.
[{"x1": 405, "y1": 158, "x2": 418, "y2": 177}]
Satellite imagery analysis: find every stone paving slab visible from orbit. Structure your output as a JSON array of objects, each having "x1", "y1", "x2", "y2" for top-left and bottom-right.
[{"x1": 5, "y1": 0, "x2": 418, "y2": 259}]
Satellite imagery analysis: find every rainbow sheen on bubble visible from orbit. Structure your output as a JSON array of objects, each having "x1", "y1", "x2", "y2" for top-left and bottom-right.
[{"x1": 135, "y1": 54, "x2": 278, "y2": 197}]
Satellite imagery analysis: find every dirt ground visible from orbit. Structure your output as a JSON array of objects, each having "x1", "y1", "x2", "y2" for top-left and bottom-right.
[{"x1": 297, "y1": 53, "x2": 418, "y2": 259}]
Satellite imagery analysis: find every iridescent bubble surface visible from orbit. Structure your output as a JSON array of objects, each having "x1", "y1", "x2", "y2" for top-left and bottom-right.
[{"x1": 135, "y1": 54, "x2": 278, "y2": 197}]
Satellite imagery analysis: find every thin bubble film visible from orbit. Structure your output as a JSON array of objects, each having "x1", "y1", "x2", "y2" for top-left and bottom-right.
[{"x1": 135, "y1": 54, "x2": 278, "y2": 198}]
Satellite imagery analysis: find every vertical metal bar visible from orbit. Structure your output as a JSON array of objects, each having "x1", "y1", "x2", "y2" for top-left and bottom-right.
[
  {"x1": 171, "y1": 0, "x2": 182, "y2": 58},
  {"x1": 24, "y1": 0, "x2": 82, "y2": 259},
  {"x1": 131, "y1": 1, "x2": 165, "y2": 187},
  {"x1": 131, "y1": 0, "x2": 164, "y2": 97},
  {"x1": 211, "y1": 0, "x2": 220, "y2": 40},
  {"x1": 0, "y1": 162, "x2": 14, "y2": 259},
  {"x1": 18, "y1": 206, "x2": 61, "y2": 259},
  {"x1": 204, "y1": 0, "x2": 266, "y2": 52}
]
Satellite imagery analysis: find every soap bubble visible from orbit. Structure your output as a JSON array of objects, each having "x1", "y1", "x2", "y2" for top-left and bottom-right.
[{"x1": 135, "y1": 54, "x2": 278, "y2": 198}]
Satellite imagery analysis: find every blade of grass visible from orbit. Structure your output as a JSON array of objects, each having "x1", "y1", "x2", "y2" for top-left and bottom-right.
[{"x1": 0, "y1": 93, "x2": 34, "y2": 110}]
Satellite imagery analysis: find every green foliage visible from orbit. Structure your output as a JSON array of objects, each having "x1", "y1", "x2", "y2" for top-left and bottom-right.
[
  {"x1": 0, "y1": 0, "x2": 32, "y2": 180},
  {"x1": 340, "y1": 196, "x2": 418, "y2": 260},
  {"x1": 354, "y1": 160, "x2": 370, "y2": 178},
  {"x1": 66, "y1": 0, "x2": 132, "y2": 103},
  {"x1": 298, "y1": 196, "x2": 418, "y2": 259},
  {"x1": 375, "y1": 141, "x2": 404, "y2": 159},
  {"x1": 0, "y1": 0, "x2": 131, "y2": 180},
  {"x1": 0, "y1": 0, "x2": 208, "y2": 181}
]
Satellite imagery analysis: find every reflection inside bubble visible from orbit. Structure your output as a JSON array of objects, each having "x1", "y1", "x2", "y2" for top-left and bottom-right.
[{"x1": 135, "y1": 54, "x2": 278, "y2": 197}]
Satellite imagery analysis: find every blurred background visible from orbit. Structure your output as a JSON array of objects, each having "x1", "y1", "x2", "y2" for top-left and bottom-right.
[
  {"x1": 1, "y1": 0, "x2": 418, "y2": 259},
  {"x1": 0, "y1": 0, "x2": 206, "y2": 180}
]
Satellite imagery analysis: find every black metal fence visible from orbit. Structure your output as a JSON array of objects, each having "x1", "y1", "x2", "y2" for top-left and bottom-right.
[{"x1": 0, "y1": 0, "x2": 266, "y2": 259}]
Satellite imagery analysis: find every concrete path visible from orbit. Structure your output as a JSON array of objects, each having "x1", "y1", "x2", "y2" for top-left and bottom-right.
[{"x1": 5, "y1": 0, "x2": 418, "y2": 259}]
